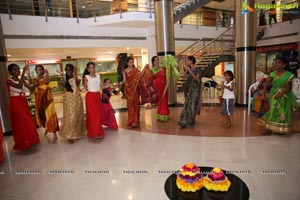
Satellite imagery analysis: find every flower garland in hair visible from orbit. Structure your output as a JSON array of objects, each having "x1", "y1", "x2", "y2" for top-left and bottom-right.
[{"x1": 160, "y1": 54, "x2": 179, "y2": 97}]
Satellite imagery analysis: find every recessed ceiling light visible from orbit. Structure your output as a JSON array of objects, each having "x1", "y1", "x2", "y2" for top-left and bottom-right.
[
  {"x1": 7, "y1": 54, "x2": 11, "y2": 57},
  {"x1": 126, "y1": 47, "x2": 130, "y2": 50},
  {"x1": 82, "y1": 6, "x2": 85, "y2": 9}
]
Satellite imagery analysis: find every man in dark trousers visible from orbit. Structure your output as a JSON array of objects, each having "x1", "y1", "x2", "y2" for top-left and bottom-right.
[
  {"x1": 287, "y1": 50, "x2": 300, "y2": 78},
  {"x1": 116, "y1": 54, "x2": 125, "y2": 98},
  {"x1": 268, "y1": 1, "x2": 277, "y2": 25}
]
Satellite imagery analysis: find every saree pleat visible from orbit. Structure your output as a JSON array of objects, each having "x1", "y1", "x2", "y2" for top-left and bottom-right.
[
  {"x1": 102, "y1": 88, "x2": 118, "y2": 130},
  {"x1": 178, "y1": 68, "x2": 202, "y2": 127},
  {"x1": 258, "y1": 71, "x2": 295, "y2": 133},
  {"x1": 35, "y1": 80, "x2": 59, "y2": 133},
  {"x1": 86, "y1": 92, "x2": 105, "y2": 138},
  {"x1": 10, "y1": 96, "x2": 40, "y2": 150},
  {"x1": 153, "y1": 68, "x2": 170, "y2": 121},
  {"x1": 125, "y1": 68, "x2": 141, "y2": 127},
  {"x1": 60, "y1": 92, "x2": 85, "y2": 139}
]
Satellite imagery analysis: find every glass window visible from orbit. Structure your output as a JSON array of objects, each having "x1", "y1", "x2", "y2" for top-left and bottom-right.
[
  {"x1": 256, "y1": 53, "x2": 267, "y2": 73},
  {"x1": 77, "y1": 58, "x2": 90, "y2": 76},
  {"x1": 267, "y1": 52, "x2": 278, "y2": 73},
  {"x1": 62, "y1": 60, "x2": 77, "y2": 71},
  {"x1": 29, "y1": 63, "x2": 61, "y2": 77},
  {"x1": 94, "y1": 61, "x2": 117, "y2": 73}
]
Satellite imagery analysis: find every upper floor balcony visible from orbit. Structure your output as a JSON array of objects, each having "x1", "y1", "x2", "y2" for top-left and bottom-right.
[{"x1": 0, "y1": 0, "x2": 299, "y2": 29}]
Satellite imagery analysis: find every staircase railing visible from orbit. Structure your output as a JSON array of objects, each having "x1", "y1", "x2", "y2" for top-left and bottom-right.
[
  {"x1": 177, "y1": 25, "x2": 235, "y2": 58},
  {"x1": 173, "y1": 0, "x2": 212, "y2": 22},
  {"x1": 175, "y1": 25, "x2": 235, "y2": 85}
]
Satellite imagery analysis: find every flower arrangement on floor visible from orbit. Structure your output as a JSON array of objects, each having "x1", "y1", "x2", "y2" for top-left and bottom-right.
[{"x1": 176, "y1": 163, "x2": 231, "y2": 192}]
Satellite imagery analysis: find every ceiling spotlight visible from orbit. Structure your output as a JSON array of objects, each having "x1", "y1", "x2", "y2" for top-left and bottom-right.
[
  {"x1": 126, "y1": 47, "x2": 130, "y2": 50},
  {"x1": 7, "y1": 54, "x2": 11, "y2": 57},
  {"x1": 82, "y1": 6, "x2": 85, "y2": 9}
]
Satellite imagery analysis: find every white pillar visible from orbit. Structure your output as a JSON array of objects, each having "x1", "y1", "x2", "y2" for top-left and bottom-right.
[
  {"x1": 146, "y1": 26, "x2": 157, "y2": 65},
  {"x1": 141, "y1": 48, "x2": 149, "y2": 69}
]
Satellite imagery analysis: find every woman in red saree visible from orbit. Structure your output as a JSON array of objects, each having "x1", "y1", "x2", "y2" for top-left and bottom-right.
[
  {"x1": 6, "y1": 64, "x2": 40, "y2": 150},
  {"x1": 122, "y1": 57, "x2": 141, "y2": 128},
  {"x1": 151, "y1": 55, "x2": 178, "y2": 121}
]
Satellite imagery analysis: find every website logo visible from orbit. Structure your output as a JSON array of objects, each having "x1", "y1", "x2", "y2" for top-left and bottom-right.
[
  {"x1": 241, "y1": 2, "x2": 254, "y2": 15},
  {"x1": 241, "y1": 1, "x2": 299, "y2": 15},
  {"x1": 254, "y1": 2, "x2": 299, "y2": 14}
]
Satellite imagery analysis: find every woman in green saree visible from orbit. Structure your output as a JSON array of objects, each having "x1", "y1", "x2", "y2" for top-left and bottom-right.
[
  {"x1": 258, "y1": 57, "x2": 295, "y2": 133},
  {"x1": 178, "y1": 56, "x2": 203, "y2": 128}
]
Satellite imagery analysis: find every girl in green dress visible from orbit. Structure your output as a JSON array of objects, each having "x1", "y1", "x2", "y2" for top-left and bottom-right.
[{"x1": 258, "y1": 57, "x2": 295, "y2": 133}]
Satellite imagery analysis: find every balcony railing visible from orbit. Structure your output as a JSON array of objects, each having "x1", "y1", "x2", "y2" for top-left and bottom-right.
[
  {"x1": 0, "y1": 0, "x2": 299, "y2": 28},
  {"x1": 0, "y1": 0, "x2": 154, "y2": 19}
]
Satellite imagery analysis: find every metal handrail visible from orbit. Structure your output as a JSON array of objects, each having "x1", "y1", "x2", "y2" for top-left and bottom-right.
[{"x1": 177, "y1": 25, "x2": 234, "y2": 57}]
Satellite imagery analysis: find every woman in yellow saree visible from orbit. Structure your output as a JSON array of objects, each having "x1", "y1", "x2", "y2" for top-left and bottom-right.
[
  {"x1": 258, "y1": 57, "x2": 295, "y2": 133},
  {"x1": 122, "y1": 57, "x2": 141, "y2": 128},
  {"x1": 34, "y1": 65, "x2": 59, "y2": 143}
]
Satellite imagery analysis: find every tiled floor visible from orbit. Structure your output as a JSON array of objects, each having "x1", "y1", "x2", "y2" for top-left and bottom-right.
[{"x1": 1, "y1": 91, "x2": 300, "y2": 200}]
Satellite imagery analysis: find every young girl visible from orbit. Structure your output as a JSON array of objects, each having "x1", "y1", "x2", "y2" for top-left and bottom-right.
[
  {"x1": 218, "y1": 70, "x2": 235, "y2": 128},
  {"x1": 6, "y1": 64, "x2": 40, "y2": 150},
  {"x1": 101, "y1": 78, "x2": 118, "y2": 130},
  {"x1": 83, "y1": 62, "x2": 105, "y2": 138},
  {"x1": 59, "y1": 64, "x2": 85, "y2": 142},
  {"x1": 33, "y1": 65, "x2": 59, "y2": 143}
]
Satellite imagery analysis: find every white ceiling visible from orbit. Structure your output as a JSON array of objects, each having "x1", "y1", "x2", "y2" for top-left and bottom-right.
[
  {"x1": 7, "y1": 46, "x2": 188, "y2": 61},
  {"x1": 6, "y1": 0, "x2": 285, "y2": 60},
  {"x1": 7, "y1": 47, "x2": 142, "y2": 61}
]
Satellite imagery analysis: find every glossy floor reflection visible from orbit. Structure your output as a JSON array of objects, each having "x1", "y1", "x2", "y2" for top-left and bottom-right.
[
  {"x1": 1, "y1": 129, "x2": 300, "y2": 200},
  {"x1": 116, "y1": 106, "x2": 300, "y2": 137},
  {"x1": 52, "y1": 90, "x2": 220, "y2": 119},
  {"x1": 1, "y1": 91, "x2": 300, "y2": 200}
]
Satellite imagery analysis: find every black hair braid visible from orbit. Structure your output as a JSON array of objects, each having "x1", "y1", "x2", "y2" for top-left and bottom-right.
[{"x1": 65, "y1": 64, "x2": 74, "y2": 92}]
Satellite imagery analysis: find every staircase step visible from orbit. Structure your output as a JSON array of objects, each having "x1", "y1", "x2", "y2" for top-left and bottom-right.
[
  {"x1": 201, "y1": 56, "x2": 219, "y2": 59},
  {"x1": 198, "y1": 61, "x2": 211, "y2": 64},
  {"x1": 201, "y1": 58, "x2": 217, "y2": 61},
  {"x1": 173, "y1": 0, "x2": 211, "y2": 22}
]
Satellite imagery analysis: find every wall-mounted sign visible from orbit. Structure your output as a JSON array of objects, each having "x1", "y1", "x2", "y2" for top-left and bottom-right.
[
  {"x1": 257, "y1": 43, "x2": 299, "y2": 53},
  {"x1": 26, "y1": 60, "x2": 61, "y2": 64}
]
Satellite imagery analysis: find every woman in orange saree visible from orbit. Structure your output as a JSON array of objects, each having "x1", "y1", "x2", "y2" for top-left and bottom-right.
[
  {"x1": 34, "y1": 65, "x2": 59, "y2": 143},
  {"x1": 122, "y1": 57, "x2": 141, "y2": 128}
]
